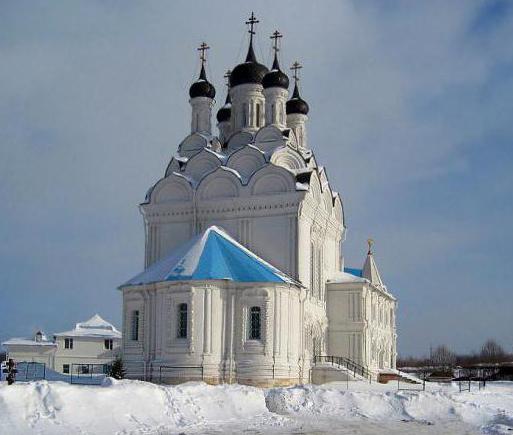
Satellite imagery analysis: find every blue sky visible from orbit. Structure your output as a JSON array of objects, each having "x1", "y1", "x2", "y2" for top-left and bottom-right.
[{"x1": 0, "y1": 0, "x2": 512, "y2": 356}]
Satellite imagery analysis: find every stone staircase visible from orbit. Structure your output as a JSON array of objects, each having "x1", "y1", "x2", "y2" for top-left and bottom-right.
[
  {"x1": 311, "y1": 355, "x2": 374, "y2": 384},
  {"x1": 378, "y1": 369, "x2": 423, "y2": 384}
]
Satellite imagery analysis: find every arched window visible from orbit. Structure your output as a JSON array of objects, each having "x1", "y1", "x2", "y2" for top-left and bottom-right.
[
  {"x1": 249, "y1": 306, "x2": 261, "y2": 340},
  {"x1": 177, "y1": 303, "x2": 188, "y2": 338}
]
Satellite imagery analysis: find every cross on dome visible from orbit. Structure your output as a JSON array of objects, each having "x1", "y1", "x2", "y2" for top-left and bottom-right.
[
  {"x1": 263, "y1": 30, "x2": 289, "y2": 89},
  {"x1": 230, "y1": 12, "x2": 268, "y2": 87},
  {"x1": 246, "y1": 12, "x2": 259, "y2": 38},
  {"x1": 270, "y1": 30, "x2": 283, "y2": 53},
  {"x1": 197, "y1": 42, "x2": 210, "y2": 66},
  {"x1": 286, "y1": 61, "x2": 309, "y2": 115},
  {"x1": 290, "y1": 61, "x2": 303, "y2": 82},
  {"x1": 189, "y1": 41, "x2": 215, "y2": 99}
]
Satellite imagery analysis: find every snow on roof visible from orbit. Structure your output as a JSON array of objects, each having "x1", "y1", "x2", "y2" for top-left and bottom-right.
[
  {"x1": 204, "y1": 147, "x2": 228, "y2": 162},
  {"x1": 171, "y1": 171, "x2": 197, "y2": 188},
  {"x1": 219, "y1": 165, "x2": 243, "y2": 180},
  {"x1": 327, "y1": 270, "x2": 368, "y2": 284},
  {"x1": 174, "y1": 154, "x2": 189, "y2": 163},
  {"x1": 121, "y1": 226, "x2": 297, "y2": 287},
  {"x1": 2, "y1": 337, "x2": 57, "y2": 347},
  {"x1": 54, "y1": 314, "x2": 121, "y2": 338}
]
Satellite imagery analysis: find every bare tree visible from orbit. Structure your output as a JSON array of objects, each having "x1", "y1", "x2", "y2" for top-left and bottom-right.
[
  {"x1": 430, "y1": 345, "x2": 456, "y2": 368},
  {"x1": 480, "y1": 339, "x2": 506, "y2": 363}
]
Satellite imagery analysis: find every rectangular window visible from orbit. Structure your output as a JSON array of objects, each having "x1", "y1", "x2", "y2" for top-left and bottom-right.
[
  {"x1": 256, "y1": 103, "x2": 261, "y2": 127},
  {"x1": 249, "y1": 306, "x2": 261, "y2": 340},
  {"x1": 104, "y1": 339, "x2": 113, "y2": 350},
  {"x1": 64, "y1": 338, "x2": 73, "y2": 349},
  {"x1": 131, "y1": 310, "x2": 139, "y2": 341},
  {"x1": 63, "y1": 364, "x2": 70, "y2": 374},
  {"x1": 177, "y1": 303, "x2": 188, "y2": 338}
]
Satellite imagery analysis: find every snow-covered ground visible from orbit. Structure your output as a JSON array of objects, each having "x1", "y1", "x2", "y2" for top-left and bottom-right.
[{"x1": 0, "y1": 378, "x2": 512, "y2": 434}]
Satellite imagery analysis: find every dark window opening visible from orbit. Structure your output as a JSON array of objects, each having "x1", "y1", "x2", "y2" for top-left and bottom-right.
[
  {"x1": 131, "y1": 310, "x2": 139, "y2": 341},
  {"x1": 249, "y1": 306, "x2": 261, "y2": 340},
  {"x1": 177, "y1": 303, "x2": 188, "y2": 338}
]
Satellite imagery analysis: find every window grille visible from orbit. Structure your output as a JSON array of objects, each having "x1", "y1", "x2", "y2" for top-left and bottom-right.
[
  {"x1": 177, "y1": 303, "x2": 188, "y2": 338},
  {"x1": 249, "y1": 306, "x2": 261, "y2": 340}
]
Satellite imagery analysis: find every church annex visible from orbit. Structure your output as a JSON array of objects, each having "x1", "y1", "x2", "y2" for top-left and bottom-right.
[{"x1": 119, "y1": 14, "x2": 397, "y2": 386}]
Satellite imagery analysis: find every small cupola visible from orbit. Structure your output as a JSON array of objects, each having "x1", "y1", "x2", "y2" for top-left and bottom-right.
[
  {"x1": 217, "y1": 71, "x2": 232, "y2": 123},
  {"x1": 189, "y1": 42, "x2": 216, "y2": 99},
  {"x1": 189, "y1": 42, "x2": 216, "y2": 135},
  {"x1": 216, "y1": 93, "x2": 231, "y2": 123},
  {"x1": 263, "y1": 31, "x2": 289, "y2": 90},
  {"x1": 229, "y1": 13, "x2": 269, "y2": 87},
  {"x1": 286, "y1": 61, "x2": 309, "y2": 115}
]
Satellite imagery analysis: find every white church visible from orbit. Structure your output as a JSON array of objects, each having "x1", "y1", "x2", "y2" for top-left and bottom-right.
[{"x1": 120, "y1": 14, "x2": 397, "y2": 386}]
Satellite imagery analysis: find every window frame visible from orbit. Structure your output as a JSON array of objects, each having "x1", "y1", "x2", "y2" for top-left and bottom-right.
[
  {"x1": 177, "y1": 303, "x2": 188, "y2": 339},
  {"x1": 130, "y1": 310, "x2": 139, "y2": 341},
  {"x1": 62, "y1": 364, "x2": 70, "y2": 374},
  {"x1": 64, "y1": 338, "x2": 73, "y2": 350},
  {"x1": 249, "y1": 306, "x2": 262, "y2": 340},
  {"x1": 104, "y1": 339, "x2": 113, "y2": 350}
]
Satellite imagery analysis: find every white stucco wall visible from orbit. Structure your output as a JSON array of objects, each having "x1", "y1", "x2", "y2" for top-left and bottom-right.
[
  {"x1": 122, "y1": 281, "x2": 308, "y2": 386},
  {"x1": 326, "y1": 282, "x2": 397, "y2": 372}
]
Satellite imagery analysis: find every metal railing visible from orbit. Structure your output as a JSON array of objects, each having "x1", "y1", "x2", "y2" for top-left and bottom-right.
[
  {"x1": 313, "y1": 355, "x2": 373, "y2": 382},
  {"x1": 3, "y1": 361, "x2": 46, "y2": 382},
  {"x1": 70, "y1": 363, "x2": 110, "y2": 385}
]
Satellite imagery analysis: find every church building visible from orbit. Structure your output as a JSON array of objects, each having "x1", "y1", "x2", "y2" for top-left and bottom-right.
[{"x1": 120, "y1": 14, "x2": 397, "y2": 386}]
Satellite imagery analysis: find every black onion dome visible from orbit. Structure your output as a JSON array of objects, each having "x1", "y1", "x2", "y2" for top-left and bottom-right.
[
  {"x1": 286, "y1": 82, "x2": 309, "y2": 115},
  {"x1": 216, "y1": 93, "x2": 232, "y2": 123},
  {"x1": 189, "y1": 64, "x2": 216, "y2": 99},
  {"x1": 230, "y1": 41, "x2": 268, "y2": 87},
  {"x1": 262, "y1": 54, "x2": 289, "y2": 89}
]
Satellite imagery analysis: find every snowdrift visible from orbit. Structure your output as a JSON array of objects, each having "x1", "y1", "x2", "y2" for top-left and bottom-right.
[
  {"x1": 0, "y1": 379, "x2": 275, "y2": 434},
  {"x1": 1, "y1": 379, "x2": 512, "y2": 434}
]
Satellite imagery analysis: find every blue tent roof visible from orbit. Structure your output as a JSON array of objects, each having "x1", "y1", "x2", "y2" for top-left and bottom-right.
[
  {"x1": 344, "y1": 267, "x2": 363, "y2": 278},
  {"x1": 121, "y1": 226, "x2": 295, "y2": 287}
]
